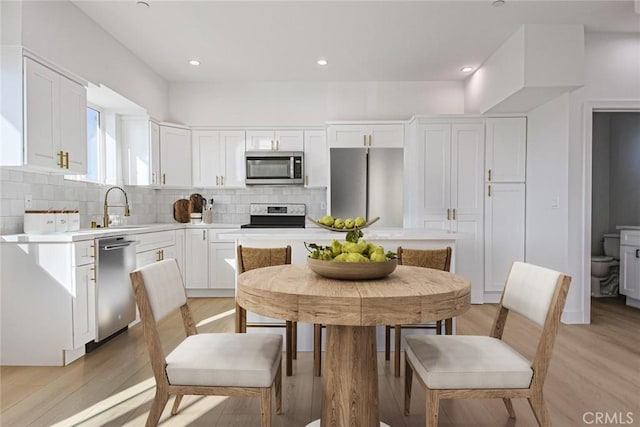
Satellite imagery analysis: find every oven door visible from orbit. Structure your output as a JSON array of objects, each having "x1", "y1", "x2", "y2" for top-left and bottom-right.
[{"x1": 245, "y1": 152, "x2": 303, "y2": 185}]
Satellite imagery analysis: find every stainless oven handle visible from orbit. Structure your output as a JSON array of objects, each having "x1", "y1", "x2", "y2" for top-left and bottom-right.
[
  {"x1": 290, "y1": 157, "x2": 294, "y2": 178},
  {"x1": 103, "y1": 241, "x2": 137, "y2": 251}
]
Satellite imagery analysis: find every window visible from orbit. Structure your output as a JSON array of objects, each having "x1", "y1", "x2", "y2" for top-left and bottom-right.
[{"x1": 65, "y1": 105, "x2": 116, "y2": 185}]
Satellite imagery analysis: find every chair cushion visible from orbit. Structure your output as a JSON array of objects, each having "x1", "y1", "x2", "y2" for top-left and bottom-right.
[
  {"x1": 405, "y1": 335, "x2": 533, "y2": 389},
  {"x1": 166, "y1": 333, "x2": 282, "y2": 388}
]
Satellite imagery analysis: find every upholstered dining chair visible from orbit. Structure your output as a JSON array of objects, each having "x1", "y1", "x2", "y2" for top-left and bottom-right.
[
  {"x1": 404, "y1": 261, "x2": 571, "y2": 427},
  {"x1": 130, "y1": 259, "x2": 282, "y2": 427},
  {"x1": 236, "y1": 245, "x2": 322, "y2": 377},
  {"x1": 385, "y1": 246, "x2": 452, "y2": 377}
]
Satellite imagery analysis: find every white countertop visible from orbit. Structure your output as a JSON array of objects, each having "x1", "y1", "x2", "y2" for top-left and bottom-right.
[
  {"x1": 1, "y1": 223, "x2": 468, "y2": 243},
  {"x1": 0, "y1": 223, "x2": 240, "y2": 243},
  {"x1": 616, "y1": 225, "x2": 640, "y2": 231}
]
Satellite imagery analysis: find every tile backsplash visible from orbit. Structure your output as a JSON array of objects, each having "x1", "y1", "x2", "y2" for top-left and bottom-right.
[{"x1": 0, "y1": 169, "x2": 326, "y2": 235}]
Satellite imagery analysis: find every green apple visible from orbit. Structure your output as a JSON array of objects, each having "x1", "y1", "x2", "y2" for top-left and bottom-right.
[
  {"x1": 355, "y1": 216, "x2": 366, "y2": 227},
  {"x1": 344, "y1": 218, "x2": 355, "y2": 229}
]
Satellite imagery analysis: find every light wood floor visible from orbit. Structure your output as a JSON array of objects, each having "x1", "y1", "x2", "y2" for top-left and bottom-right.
[{"x1": 2, "y1": 296, "x2": 639, "y2": 426}]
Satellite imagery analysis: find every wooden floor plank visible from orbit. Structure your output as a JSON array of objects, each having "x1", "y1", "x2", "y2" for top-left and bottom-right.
[{"x1": 1, "y1": 296, "x2": 638, "y2": 426}]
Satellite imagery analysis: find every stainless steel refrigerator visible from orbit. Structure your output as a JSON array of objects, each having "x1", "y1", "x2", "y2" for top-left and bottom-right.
[{"x1": 330, "y1": 148, "x2": 403, "y2": 227}]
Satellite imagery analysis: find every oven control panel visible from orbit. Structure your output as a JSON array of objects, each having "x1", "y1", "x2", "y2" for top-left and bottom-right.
[{"x1": 249, "y1": 203, "x2": 306, "y2": 216}]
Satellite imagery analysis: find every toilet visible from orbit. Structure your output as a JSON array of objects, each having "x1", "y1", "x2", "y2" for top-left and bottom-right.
[{"x1": 591, "y1": 233, "x2": 620, "y2": 297}]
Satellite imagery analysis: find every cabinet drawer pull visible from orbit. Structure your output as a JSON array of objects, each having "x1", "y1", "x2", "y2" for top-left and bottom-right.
[
  {"x1": 202, "y1": 230, "x2": 206, "y2": 240},
  {"x1": 57, "y1": 150, "x2": 64, "y2": 168},
  {"x1": 156, "y1": 250, "x2": 162, "y2": 262},
  {"x1": 488, "y1": 185, "x2": 492, "y2": 197},
  {"x1": 636, "y1": 249, "x2": 639, "y2": 258},
  {"x1": 488, "y1": 169, "x2": 492, "y2": 181},
  {"x1": 90, "y1": 266, "x2": 96, "y2": 282},
  {"x1": 90, "y1": 243, "x2": 96, "y2": 258}
]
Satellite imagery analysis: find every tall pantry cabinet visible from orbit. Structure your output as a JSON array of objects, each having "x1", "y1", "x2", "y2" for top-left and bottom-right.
[
  {"x1": 404, "y1": 117, "x2": 485, "y2": 303},
  {"x1": 483, "y1": 117, "x2": 527, "y2": 301}
]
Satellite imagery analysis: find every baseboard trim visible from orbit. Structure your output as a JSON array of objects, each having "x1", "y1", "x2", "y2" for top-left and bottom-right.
[
  {"x1": 626, "y1": 297, "x2": 640, "y2": 309},
  {"x1": 561, "y1": 309, "x2": 588, "y2": 324}
]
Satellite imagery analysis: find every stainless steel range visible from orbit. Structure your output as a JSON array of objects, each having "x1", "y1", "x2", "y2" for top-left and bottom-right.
[{"x1": 241, "y1": 203, "x2": 306, "y2": 228}]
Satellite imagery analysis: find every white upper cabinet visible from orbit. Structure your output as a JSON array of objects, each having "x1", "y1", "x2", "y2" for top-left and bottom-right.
[
  {"x1": 485, "y1": 117, "x2": 527, "y2": 182},
  {"x1": 246, "y1": 130, "x2": 303, "y2": 151},
  {"x1": 192, "y1": 130, "x2": 245, "y2": 188},
  {"x1": 160, "y1": 124, "x2": 191, "y2": 187},
  {"x1": 303, "y1": 130, "x2": 328, "y2": 187},
  {"x1": 328, "y1": 124, "x2": 404, "y2": 148},
  {"x1": 122, "y1": 117, "x2": 161, "y2": 186},
  {"x1": 20, "y1": 57, "x2": 87, "y2": 173}
]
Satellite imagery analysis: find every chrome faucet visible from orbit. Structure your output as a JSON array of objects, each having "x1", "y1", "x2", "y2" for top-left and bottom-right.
[{"x1": 103, "y1": 186, "x2": 131, "y2": 227}]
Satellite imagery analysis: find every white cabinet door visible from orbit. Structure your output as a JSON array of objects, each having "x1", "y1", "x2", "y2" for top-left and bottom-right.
[
  {"x1": 620, "y1": 245, "x2": 640, "y2": 299},
  {"x1": 210, "y1": 242, "x2": 237, "y2": 289},
  {"x1": 416, "y1": 124, "x2": 451, "y2": 230},
  {"x1": 220, "y1": 130, "x2": 246, "y2": 187},
  {"x1": 122, "y1": 117, "x2": 160, "y2": 186},
  {"x1": 24, "y1": 57, "x2": 60, "y2": 169},
  {"x1": 185, "y1": 229, "x2": 209, "y2": 289},
  {"x1": 484, "y1": 183, "x2": 525, "y2": 292},
  {"x1": 370, "y1": 124, "x2": 404, "y2": 147},
  {"x1": 59, "y1": 75, "x2": 87, "y2": 174},
  {"x1": 150, "y1": 121, "x2": 161, "y2": 185},
  {"x1": 328, "y1": 125, "x2": 368, "y2": 148},
  {"x1": 192, "y1": 130, "x2": 222, "y2": 187},
  {"x1": 246, "y1": 130, "x2": 276, "y2": 151},
  {"x1": 485, "y1": 117, "x2": 526, "y2": 182},
  {"x1": 275, "y1": 130, "x2": 304, "y2": 151},
  {"x1": 160, "y1": 125, "x2": 191, "y2": 187},
  {"x1": 304, "y1": 130, "x2": 328, "y2": 187},
  {"x1": 72, "y1": 263, "x2": 96, "y2": 348}
]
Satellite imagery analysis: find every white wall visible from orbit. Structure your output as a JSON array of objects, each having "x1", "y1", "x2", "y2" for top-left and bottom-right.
[
  {"x1": 16, "y1": 1, "x2": 169, "y2": 120},
  {"x1": 169, "y1": 81, "x2": 464, "y2": 126},
  {"x1": 526, "y1": 94, "x2": 570, "y2": 275}
]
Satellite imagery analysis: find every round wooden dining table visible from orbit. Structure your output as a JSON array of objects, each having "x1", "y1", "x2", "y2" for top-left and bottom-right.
[{"x1": 236, "y1": 263, "x2": 471, "y2": 427}]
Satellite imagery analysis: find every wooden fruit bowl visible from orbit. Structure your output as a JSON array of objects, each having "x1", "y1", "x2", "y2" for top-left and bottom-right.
[
  {"x1": 307, "y1": 257, "x2": 397, "y2": 280},
  {"x1": 306, "y1": 216, "x2": 380, "y2": 232}
]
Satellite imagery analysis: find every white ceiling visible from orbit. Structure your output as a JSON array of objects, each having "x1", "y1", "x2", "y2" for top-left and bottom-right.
[{"x1": 73, "y1": 1, "x2": 640, "y2": 83}]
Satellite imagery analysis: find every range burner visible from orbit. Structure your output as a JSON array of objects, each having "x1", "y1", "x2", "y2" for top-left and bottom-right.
[{"x1": 241, "y1": 203, "x2": 306, "y2": 229}]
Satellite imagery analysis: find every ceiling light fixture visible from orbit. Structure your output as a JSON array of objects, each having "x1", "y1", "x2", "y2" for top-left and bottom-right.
[
  {"x1": 188, "y1": 59, "x2": 201, "y2": 66},
  {"x1": 136, "y1": 1, "x2": 150, "y2": 8},
  {"x1": 317, "y1": 59, "x2": 328, "y2": 66},
  {"x1": 461, "y1": 66, "x2": 474, "y2": 73},
  {"x1": 492, "y1": 0, "x2": 505, "y2": 7}
]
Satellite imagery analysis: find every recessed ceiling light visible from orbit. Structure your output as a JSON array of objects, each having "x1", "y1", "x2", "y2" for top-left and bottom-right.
[
  {"x1": 136, "y1": 1, "x2": 150, "y2": 8},
  {"x1": 317, "y1": 59, "x2": 328, "y2": 66},
  {"x1": 188, "y1": 59, "x2": 201, "y2": 66},
  {"x1": 492, "y1": 0, "x2": 505, "y2": 7},
  {"x1": 461, "y1": 66, "x2": 474, "y2": 73}
]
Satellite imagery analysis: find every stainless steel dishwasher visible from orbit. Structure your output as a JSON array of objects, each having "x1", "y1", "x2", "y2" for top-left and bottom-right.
[{"x1": 96, "y1": 236, "x2": 137, "y2": 342}]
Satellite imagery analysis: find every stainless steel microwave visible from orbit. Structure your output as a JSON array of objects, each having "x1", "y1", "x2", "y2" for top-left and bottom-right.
[{"x1": 245, "y1": 151, "x2": 304, "y2": 185}]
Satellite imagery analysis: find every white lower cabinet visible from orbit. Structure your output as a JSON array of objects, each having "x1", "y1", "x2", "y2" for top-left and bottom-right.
[
  {"x1": 620, "y1": 230, "x2": 640, "y2": 300},
  {"x1": 0, "y1": 240, "x2": 97, "y2": 366},
  {"x1": 185, "y1": 229, "x2": 209, "y2": 289},
  {"x1": 209, "y1": 241, "x2": 236, "y2": 289},
  {"x1": 484, "y1": 183, "x2": 526, "y2": 296},
  {"x1": 182, "y1": 229, "x2": 236, "y2": 295}
]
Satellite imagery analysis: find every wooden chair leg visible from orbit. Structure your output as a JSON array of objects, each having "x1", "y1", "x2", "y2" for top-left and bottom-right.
[
  {"x1": 260, "y1": 387, "x2": 272, "y2": 427},
  {"x1": 385, "y1": 325, "x2": 391, "y2": 360},
  {"x1": 528, "y1": 391, "x2": 551, "y2": 427},
  {"x1": 235, "y1": 303, "x2": 246, "y2": 333},
  {"x1": 425, "y1": 389, "x2": 440, "y2": 427},
  {"x1": 313, "y1": 324, "x2": 322, "y2": 377},
  {"x1": 292, "y1": 321, "x2": 297, "y2": 360},
  {"x1": 436, "y1": 320, "x2": 442, "y2": 335},
  {"x1": 445, "y1": 318, "x2": 453, "y2": 335},
  {"x1": 146, "y1": 389, "x2": 169, "y2": 427},
  {"x1": 285, "y1": 322, "x2": 293, "y2": 376},
  {"x1": 394, "y1": 325, "x2": 402, "y2": 377},
  {"x1": 503, "y1": 398, "x2": 516, "y2": 418},
  {"x1": 275, "y1": 363, "x2": 282, "y2": 415},
  {"x1": 170, "y1": 394, "x2": 183, "y2": 415},
  {"x1": 404, "y1": 359, "x2": 413, "y2": 415}
]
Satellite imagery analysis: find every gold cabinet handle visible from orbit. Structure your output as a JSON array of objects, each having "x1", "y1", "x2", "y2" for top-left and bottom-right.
[
  {"x1": 221, "y1": 176, "x2": 224, "y2": 186},
  {"x1": 202, "y1": 230, "x2": 206, "y2": 240},
  {"x1": 156, "y1": 250, "x2": 162, "y2": 262},
  {"x1": 363, "y1": 135, "x2": 367, "y2": 146},
  {"x1": 488, "y1": 185, "x2": 492, "y2": 197},
  {"x1": 305, "y1": 175, "x2": 309, "y2": 186},
  {"x1": 447, "y1": 208, "x2": 451, "y2": 220},
  {"x1": 90, "y1": 266, "x2": 96, "y2": 282},
  {"x1": 369, "y1": 135, "x2": 372, "y2": 146},
  {"x1": 162, "y1": 174, "x2": 166, "y2": 185},
  {"x1": 216, "y1": 176, "x2": 219, "y2": 186},
  {"x1": 488, "y1": 169, "x2": 492, "y2": 181},
  {"x1": 57, "y1": 150, "x2": 64, "y2": 168},
  {"x1": 64, "y1": 152, "x2": 70, "y2": 169},
  {"x1": 452, "y1": 208, "x2": 457, "y2": 220},
  {"x1": 90, "y1": 243, "x2": 96, "y2": 258},
  {"x1": 152, "y1": 172, "x2": 156, "y2": 184}
]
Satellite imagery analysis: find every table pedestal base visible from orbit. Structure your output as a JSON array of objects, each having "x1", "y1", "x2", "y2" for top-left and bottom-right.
[
  {"x1": 321, "y1": 325, "x2": 379, "y2": 427},
  {"x1": 306, "y1": 420, "x2": 390, "y2": 427}
]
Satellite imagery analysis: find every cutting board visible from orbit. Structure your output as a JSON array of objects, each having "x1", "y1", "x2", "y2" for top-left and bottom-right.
[
  {"x1": 173, "y1": 199, "x2": 191, "y2": 223},
  {"x1": 189, "y1": 193, "x2": 204, "y2": 213}
]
